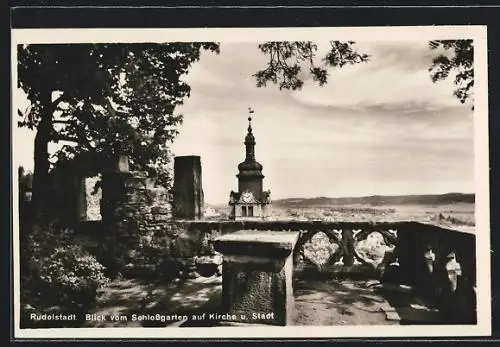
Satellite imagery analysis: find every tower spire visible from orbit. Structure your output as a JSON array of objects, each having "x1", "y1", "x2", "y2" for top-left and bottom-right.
[{"x1": 245, "y1": 108, "x2": 256, "y2": 161}]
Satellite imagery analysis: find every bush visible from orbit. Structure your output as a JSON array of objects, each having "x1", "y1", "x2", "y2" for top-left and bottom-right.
[{"x1": 21, "y1": 222, "x2": 110, "y2": 309}]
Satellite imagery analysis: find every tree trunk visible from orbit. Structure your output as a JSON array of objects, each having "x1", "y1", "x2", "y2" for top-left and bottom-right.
[{"x1": 32, "y1": 94, "x2": 53, "y2": 220}]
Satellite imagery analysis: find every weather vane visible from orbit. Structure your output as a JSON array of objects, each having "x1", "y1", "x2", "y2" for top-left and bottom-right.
[{"x1": 248, "y1": 106, "x2": 254, "y2": 121}]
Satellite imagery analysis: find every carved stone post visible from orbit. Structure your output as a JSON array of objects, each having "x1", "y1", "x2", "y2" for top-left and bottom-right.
[
  {"x1": 445, "y1": 252, "x2": 462, "y2": 293},
  {"x1": 213, "y1": 230, "x2": 300, "y2": 326},
  {"x1": 420, "y1": 245, "x2": 437, "y2": 297},
  {"x1": 342, "y1": 229, "x2": 355, "y2": 266},
  {"x1": 424, "y1": 246, "x2": 436, "y2": 275}
]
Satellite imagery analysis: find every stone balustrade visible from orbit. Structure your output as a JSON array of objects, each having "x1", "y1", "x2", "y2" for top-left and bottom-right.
[
  {"x1": 179, "y1": 220, "x2": 475, "y2": 325},
  {"x1": 76, "y1": 216, "x2": 476, "y2": 325}
]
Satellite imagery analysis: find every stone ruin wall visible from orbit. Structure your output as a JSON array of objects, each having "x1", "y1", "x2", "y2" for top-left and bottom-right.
[
  {"x1": 97, "y1": 169, "x2": 172, "y2": 277},
  {"x1": 73, "y1": 155, "x2": 207, "y2": 279},
  {"x1": 76, "y1": 165, "x2": 212, "y2": 280}
]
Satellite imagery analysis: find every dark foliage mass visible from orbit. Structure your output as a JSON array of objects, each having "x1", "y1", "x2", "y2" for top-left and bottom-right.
[
  {"x1": 429, "y1": 40, "x2": 474, "y2": 107},
  {"x1": 254, "y1": 39, "x2": 474, "y2": 107},
  {"x1": 254, "y1": 41, "x2": 369, "y2": 90},
  {"x1": 20, "y1": 223, "x2": 110, "y2": 314}
]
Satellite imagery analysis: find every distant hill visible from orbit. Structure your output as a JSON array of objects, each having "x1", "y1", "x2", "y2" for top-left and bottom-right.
[{"x1": 272, "y1": 193, "x2": 475, "y2": 208}]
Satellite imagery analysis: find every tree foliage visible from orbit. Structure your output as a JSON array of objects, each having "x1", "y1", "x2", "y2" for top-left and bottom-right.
[
  {"x1": 17, "y1": 43, "x2": 219, "y2": 214},
  {"x1": 254, "y1": 41, "x2": 370, "y2": 90},
  {"x1": 254, "y1": 40, "x2": 475, "y2": 108},
  {"x1": 428, "y1": 40, "x2": 474, "y2": 106}
]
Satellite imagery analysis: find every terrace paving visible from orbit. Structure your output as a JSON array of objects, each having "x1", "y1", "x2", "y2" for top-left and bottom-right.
[{"x1": 82, "y1": 275, "x2": 442, "y2": 328}]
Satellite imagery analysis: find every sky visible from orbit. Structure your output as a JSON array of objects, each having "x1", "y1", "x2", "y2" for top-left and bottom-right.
[{"x1": 14, "y1": 41, "x2": 474, "y2": 205}]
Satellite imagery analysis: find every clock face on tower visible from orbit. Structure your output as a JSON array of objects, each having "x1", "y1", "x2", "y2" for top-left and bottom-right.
[{"x1": 241, "y1": 191, "x2": 254, "y2": 203}]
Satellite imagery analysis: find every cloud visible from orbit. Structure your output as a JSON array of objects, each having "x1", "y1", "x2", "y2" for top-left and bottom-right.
[{"x1": 290, "y1": 46, "x2": 463, "y2": 113}]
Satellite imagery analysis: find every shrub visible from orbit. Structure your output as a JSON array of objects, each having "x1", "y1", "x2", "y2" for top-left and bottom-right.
[{"x1": 21, "y1": 222, "x2": 110, "y2": 309}]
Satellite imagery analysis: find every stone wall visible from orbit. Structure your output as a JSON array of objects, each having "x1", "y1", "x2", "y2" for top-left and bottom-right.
[{"x1": 98, "y1": 169, "x2": 173, "y2": 277}]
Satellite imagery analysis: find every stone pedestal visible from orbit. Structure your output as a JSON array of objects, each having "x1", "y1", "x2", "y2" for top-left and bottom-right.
[{"x1": 213, "y1": 230, "x2": 299, "y2": 326}]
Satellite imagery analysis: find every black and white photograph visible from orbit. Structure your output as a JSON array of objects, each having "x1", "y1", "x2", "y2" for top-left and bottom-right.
[{"x1": 12, "y1": 26, "x2": 490, "y2": 338}]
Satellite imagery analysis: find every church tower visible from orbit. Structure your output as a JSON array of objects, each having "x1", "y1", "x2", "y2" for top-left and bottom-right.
[{"x1": 229, "y1": 114, "x2": 271, "y2": 220}]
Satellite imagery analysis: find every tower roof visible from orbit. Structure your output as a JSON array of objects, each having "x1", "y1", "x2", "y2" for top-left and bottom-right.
[
  {"x1": 238, "y1": 115, "x2": 264, "y2": 177},
  {"x1": 238, "y1": 160, "x2": 263, "y2": 173}
]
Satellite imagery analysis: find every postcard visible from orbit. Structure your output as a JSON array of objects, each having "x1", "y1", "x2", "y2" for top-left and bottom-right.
[{"x1": 11, "y1": 25, "x2": 491, "y2": 339}]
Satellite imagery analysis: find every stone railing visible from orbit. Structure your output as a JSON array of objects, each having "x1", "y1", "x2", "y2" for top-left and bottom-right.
[
  {"x1": 74, "y1": 218, "x2": 476, "y2": 325},
  {"x1": 287, "y1": 222, "x2": 476, "y2": 324},
  {"x1": 205, "y1": 220, "x2": 476, "y2": 325},
  {"x1": 288, "y1": 222, "x2": 475, "y2": 284},
  {"x1": 169, "y1": 221, "x2": 474, "y2": 286},
  {"x1": 292, "y1": 227, "x2": 398, "y2": 274}
]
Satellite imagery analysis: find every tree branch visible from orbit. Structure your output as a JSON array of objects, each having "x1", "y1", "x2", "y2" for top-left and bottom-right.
[
  {"x1": 51, "y1": 134, "x2": 80, "y2": 143},
  {"x1": 51, "y1": 132, "x2": 94, "y2": 150}
]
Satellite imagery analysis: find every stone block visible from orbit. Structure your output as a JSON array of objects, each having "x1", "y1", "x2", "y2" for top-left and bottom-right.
[
  {"x1": 123, "y1": 176, "x2": 147, "y2": 190},
  {"x1": 147, "y1": 187, "x2": 169, "y2": 204},
  {"x1": 213, "y1": 230, "x2": 299, "y2": 326},
  {"x1": 151, "y1": 206, "x2": 171, "y2": 214},
  {"x1": 165, "y1": 222, "x2": 188, "y2": 236},
  {"x1": 187, "y1": 271, "x2": 201, "y2": 279},
  {"x1": 170, "y1": 234, "x2": 198, "y2": 259},
  {"x1": 152, "y1": 227, "x2": 167, "y2": 236},
  {"x1": 213, "y1": 230, "x2": 298, "y2": 259},
  {"x1": 139, "y1": 206, "x2": 153, "y2": 214},
  {"x1": 122, "y1": 191, "x2": 149, "y2": 205},
  {"x1": 117, "y1": 155, "x2": 130, "y2": 172},
  {"x1": 154, "y1": 214, "x2": 171, "y2": 222},
  {"x1": 195, "y1": 254, "x2": 223, "y2": 277}
]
